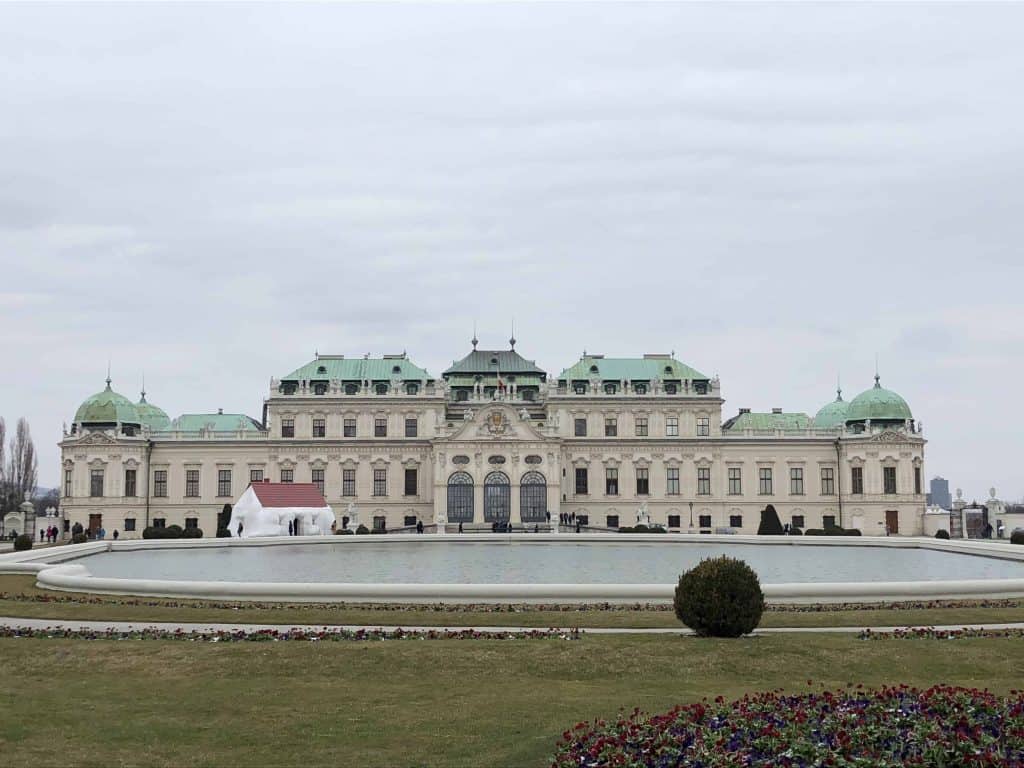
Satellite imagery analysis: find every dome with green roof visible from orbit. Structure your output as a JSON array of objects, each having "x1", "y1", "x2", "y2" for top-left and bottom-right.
[
  {"x1": 845, "y1": 375, "x2": 913, "y2": 425},
  {"x1": 135, "y1": 391, "x2": 171, "y2": 431},
  {"x1": 813, "y1": 388, "x2": 849, "y2": 430},
  {"x1": 73, "y1": 379, "x2": 141, "y2": 426}
]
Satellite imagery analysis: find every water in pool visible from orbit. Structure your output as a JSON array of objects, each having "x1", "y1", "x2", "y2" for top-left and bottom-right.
[{"x1": 67, "y1": 540, "x2": 1024, "y2": 584}]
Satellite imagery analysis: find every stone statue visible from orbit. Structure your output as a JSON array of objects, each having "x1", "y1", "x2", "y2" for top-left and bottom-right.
[
  {"x1": 636, "y1": 501, "x2": 650, "y2": 527},
  {"x1": 463, "y1": 408, "x2": 474, "y2": 421},
  {"x1": 519, "y1": 407, "x2": 530, "y2": 421},
  {"x1": 346, "y1": 502, "x2": 359, "y2": 529}
]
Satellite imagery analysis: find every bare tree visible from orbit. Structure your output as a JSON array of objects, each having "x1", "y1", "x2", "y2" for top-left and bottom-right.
[
  {"x1": 6, "y1": 418, "x2": 38, "y2": 508},
  {"x1": 0, "y1": 417, "x2": 6, "y2": 512}
]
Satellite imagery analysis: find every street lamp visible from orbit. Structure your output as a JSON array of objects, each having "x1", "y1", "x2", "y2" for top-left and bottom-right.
[{"x1": 688, "y1": 500, "x2": 694, "y2": 531}]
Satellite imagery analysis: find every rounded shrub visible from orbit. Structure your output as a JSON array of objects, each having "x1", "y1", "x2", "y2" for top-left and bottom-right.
[
  {"x1": 1011, "y1": 530, "x2": 1024, "y2": 545},
  {"x1": 142, "y1": 527, "x2": 157, "y2": 539},
  {"x1": 355, "y1": 524, "x2": 370, "y2": 535},
  {"x1": 181, "y1": 527, "x2": 203, "y2": 539},
  {"x1": 165, "y1": 525, "x2": 184, "y2": 539},
  {"x1": 674, "y1": 556, "x2": 765, "y2": 638},
  {"x1": 13, "y1": 534, "x2": 33, "y2": 551},
  {"x1": 71, "y1": 532, "x2": 88, "y2": 544},
  {"x1": 216, "y1": 527, "x2": 231, "y2": 538},
  {"x1": 935, "y1": 529, "x2": 951, "y2": 540},
  {"x1": 336, "y1": 528, "x2": 354, "y2": 535}
]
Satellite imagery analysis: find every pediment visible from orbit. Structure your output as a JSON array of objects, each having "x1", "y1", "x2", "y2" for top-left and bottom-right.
[
  {"x1": 867, "y1": 430, "x2": 913, "y2": 443},
  {"x1": 444, "y1": 404, "x2": 550, "y2": 442},
  {"x1": 78, "y1": 431, "x2": 118, "y2": 446}
]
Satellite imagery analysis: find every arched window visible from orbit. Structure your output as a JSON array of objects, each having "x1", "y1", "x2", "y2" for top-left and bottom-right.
[
  {"x1": 484, "y1": 471, "x2": 510, "y2": 522},
  {"x1": 447, "y1": 472, "x2": 474, "y2": 522},
  {"x1": 520, "y1": 471, "x2": 546, "y2": 522}
]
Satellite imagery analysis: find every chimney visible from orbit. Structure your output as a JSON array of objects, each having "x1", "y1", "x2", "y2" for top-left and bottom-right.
[
  {"x1": 218, "y1": 408, "x2": 223, "y2": 415},
  {"x1": 739, "y1": 408, "x2": 751, "y2": 415},
  {"x1": 772, "y1": 407, "x2": 783, "y2": 414}
]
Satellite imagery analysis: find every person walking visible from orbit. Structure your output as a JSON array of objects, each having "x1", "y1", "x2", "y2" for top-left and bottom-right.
[
  {"x1": 113, "y1": 529, "x2": 119, "y2": 541},
  {"x1": 416, "y1": 520, "x2": 424, "y2": 534},
  {"x1": 458, "y1": 521, "x2": 463, "y2": 534}
]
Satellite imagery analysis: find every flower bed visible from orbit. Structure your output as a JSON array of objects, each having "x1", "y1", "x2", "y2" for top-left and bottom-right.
[
  {"x1": 553, "y1": 684, "x2": 1024, "y2": 767},
  {"x1": 860, "y1": 627, "x2": 1024, "y2": 640},
  {"x1": 0, "y1": 626, "x2": 579, "y2": 643}
]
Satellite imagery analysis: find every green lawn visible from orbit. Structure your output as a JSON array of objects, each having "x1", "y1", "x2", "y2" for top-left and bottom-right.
[
  {"x1": 2, "y1": 633, "x2": 1023, "y2": 767},
  {"x1": 3, "y1": 575, "x2": 1024, "y2": 629}
]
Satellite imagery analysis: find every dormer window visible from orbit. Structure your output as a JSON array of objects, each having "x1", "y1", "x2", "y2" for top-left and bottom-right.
[
  {"x1": 490, "y1": 357, "x2": 498, "y2": 365},
  {"x1": 375, "y1": 383, "x2": 388, "y2": 395},
  {"x1": 406, "y1": 382, "x2": 419, "y2": 395},
  {"x1": 589, "y1": 365, "x2": 599, "y2": 374},
  {"x1": 313, "y1": 383, "x2": 327, "y2": 395},
  {"x1": 665, "y1": 383, "x2": 678, "y2": 395},
  {"x1": 664, "y1": 365, "x2": 673, "y2": 375},
  {"x1": 344, "y1": 383, "x2": 359, "y2": 395},
  {"x1": 604, "y1": 383, "x2": 618, "y2": 395},
  {"x1": 281, "y1": 382, "x2": 297, "y2": 395},
  {"x1": 392, "y1": 365, "x2": 402, "y2": 375},
  {"x1": 573, "y1": 383, "x2": 586, "y2": 394},
  {"x1": 317, "y1": 365, "x2": 327, "y2": 374},
  {"x1": 694, "y1": 381, "x2": 708, "y2": 395},
  {"x1": 634, "y1": 383, "x2": 647, "y2": 395}
]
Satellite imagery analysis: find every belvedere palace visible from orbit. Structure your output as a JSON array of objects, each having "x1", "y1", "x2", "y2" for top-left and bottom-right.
[{"x1": 60, "y1": 340, "x2": 926, "y2": 538}]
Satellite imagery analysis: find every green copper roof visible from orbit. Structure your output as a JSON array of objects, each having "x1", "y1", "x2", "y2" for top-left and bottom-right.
[
  {"x1": 813, "y1": 390, "x2": 849, "y2": 430},
  {"x1": 166, "y1": 413, "x2": 264, "y2": 432},
  {"x1": 74, "y1": 381, "x2": 141, "y2": 425},
  {"x1": 444, "y1": 348, "x2": 547, "y2": 377},
  {"x1": 136, "y1": 393, "x2": 171, "y2": 431},
  {"x1": 722, "y1": 411, "x2": 811, "y2": 432},
  {"x1": 558, "y1": 355, "x2": 707, "y2": 382},
  {"x1": 845, "y1": 376, "x2": 912, "y2": 423},
  {"x1": 282, "y1": 355, "x2": 432, "y2": 382}
]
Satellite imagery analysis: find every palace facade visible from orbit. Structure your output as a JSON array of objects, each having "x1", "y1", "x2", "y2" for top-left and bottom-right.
[{"x1": 60, "y1": 340, "x2": 926, "y2": 538}]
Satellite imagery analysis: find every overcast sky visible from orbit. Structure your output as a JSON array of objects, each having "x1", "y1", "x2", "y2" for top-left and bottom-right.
[{"x1": 1, "y1": 3, "x2": 1022, "y2": 501}]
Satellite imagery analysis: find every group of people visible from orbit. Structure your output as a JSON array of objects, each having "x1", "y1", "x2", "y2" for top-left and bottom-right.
[
  {"x1": 69, "y1": 521, "x2": 119, "y2": 541},
  {"x1": 39, "y1": 525, "x2": 61, "y2": 543}
]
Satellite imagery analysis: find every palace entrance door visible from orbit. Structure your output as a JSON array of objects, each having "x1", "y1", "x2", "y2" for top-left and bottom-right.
[
  {"x1": 89, "y1": 514, "x2": 102, "y2": 534},
  {"x1": 483, "y1": 471, "x2": 510, "y2": 522},
  {"x1": 885, "y1": 510, "x2": 899, "y2": 535}
]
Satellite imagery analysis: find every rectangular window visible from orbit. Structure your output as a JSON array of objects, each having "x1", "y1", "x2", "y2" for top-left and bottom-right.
[
  {"x1": 884, "y1": 466, "x2": 897, "y2": 495},
  {"x1": 185, "y1": 469, "x2": 200, "y2": 497},
  {"x1": 636, "y1": 467, "x2": 649, "y2": 495},
  {"x1": 759, "y1": 467, "x2": 773, "y2": 495},
  {"x1": 404, "y1": 468, "x2": 417, "y2": 496},
  {"x1": 124, "y1": 518, "x2": 136, "y2": 532},
  {"x1": 574, "y1": 417, "x2": 587, "y2": 437},
  {"x1": 64, "y1": 469, "x2": 73, "y2": 498},
  {"x1": 153, "y1": 470, "x2": 167, "y2": 498},
  {"x1": 90, "y1": 469, "x2": 104, "y2": 497},
  {"x1": 729, "y1": 514, "x2": 743, "y2": 528},
  {"x1": 823, "y1": 515, "x2": 836, "y2": 529},
  {"x1": 667, "y1": 514, "x2": 680, "y2": 528},
  {"x1": 311, "y1": 468, "x2": 325, "y2": 494},
  {"x1": 575, "y1": 467, "x2": 588, "y2": 495},
  {"x1": 605, "y1": 467, "x2": 619, "y2": 495},
  {"x1": 635, "y1": 417, "x2": 648, "y2": 437},
  {"x1": 405, "y1": 418, "x2": 418, "y2": 438},
  {"x1": 250, "y1": 469, "x2": 263, "y2": 483},
  {"x1": 698, "y1": 514, "x2": 712, "y2": 528},
  {"x1": 697, "y1": 467, "x2": 711, "y2": 496},
  {"x1": 217, "y1": 469, "x2": 232, "y2": 497},
  {"x1": 851, "y1": 466, "x2": 864, "y2": 495},
  {"x1": 606, "y1": 515, "x2": 619, "y2": 528},
  {"x1": 914, "y1": 466, "x2": 922, "y2": 495},
  {"x1": 577, "y1": 514, "x2": 589, "y2": 526},
  {"x1": 374, "y1": 417, "x2": 387, "y2": 437},
  {"x1": 185, "y1": 517, "x2": 199, "y2": 530},
  {"x1": 728, "y1": 467, "x2": 742, "y2": 495},
  {"x1": 343, "y1": 418, "x2": 357, "y2": 438},
  {"x1": 696, "y1": 416, "x2": 710, "y2": 436},
  {"x1": 821, "y1": 467, "x2": 835, "y2": 496},
  {"x1": 373, "y1": 469, "x2": 387, "y2": 496},
  {"x1": 404, "y1": 515, "x2": 417, "y2": 527},
  {"x1": 604, "y1": 417, "x2": 617, "y2": 437},
  {"x1": 373, "y1": 515, "x2": 386, "y2": 531},
  {"x1": 792, "y1": 515, "x2": 805, "y2": 529},
  {"x1": 312, "y1": 418, "x2": 326, "y2": 438},
  {"x1": 281, "y1": 418, "x2": 294, "y2": 438},
  {"x1": 124, "y1": 469, "x2": 137, "y2": 497},
  {"x1": 666, "y1": 467, "x2": 680, "y2": 495},
  {"x1": 666, "y1": 417, "x2": 679, "y2": 437},
  {"x1": 790, "y1": 467, "x2": 804, "y2": 495},
  {"x1": 342, "y1": 469, "x2": 356, "y2": 497},
  {"x1": 280, "y1": 469, "x2": 293, "y2": 483},
  {"x1": 153, "y1": 518, "x2": 166, "y2": 529}
]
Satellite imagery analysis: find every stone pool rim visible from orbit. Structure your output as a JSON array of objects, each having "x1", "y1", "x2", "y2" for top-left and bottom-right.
[{"x1": 3, "y1": 534, "x2": 1024, "y2": 604}]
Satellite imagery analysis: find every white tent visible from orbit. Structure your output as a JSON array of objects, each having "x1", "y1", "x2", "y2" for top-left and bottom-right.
[{"x1": 227, "y1": 482, "x2": 336, "y2": 538}]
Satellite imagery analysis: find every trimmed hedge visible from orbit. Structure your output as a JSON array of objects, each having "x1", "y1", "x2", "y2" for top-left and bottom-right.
[
  {"x1": 757, "y1": 505, "x2": 784, "y2": 535},
  {"x1": 71, "y1": 533, "x2": 88, "y2": 544},
  {"x1": 674, "y1": 556, "x2": 765, "y2": 638},
  {"x1": 181, "y1": 527, "x2": 203, "y2": 539},
  {"x1": 805, "y1": 526, "x2": 863, "y2": 536},
  {"x1": 935, "y1": 529, "x2": 951, "y2": 539},
  {"x1": 13, "y1": 534, "x2": 32, "y2": 551},
  {"x1": 336, "y1": 528, "x2": 354, "y2": 535},
  {"x1": 142, "y1": 525, "x2": 190, "y2": 540},
  {"x1": 1011, "y1": 530, "x2": 1024, "y2": 545},
  {"x1": 355, "y1": 524, "x2": 370, "y2": 535},
  {"x1": 618, "y1": 525, "x2": 667, "y2": 534},
  {"x1": 216, "y1": 527, "x2": 231, "y2": 538}
]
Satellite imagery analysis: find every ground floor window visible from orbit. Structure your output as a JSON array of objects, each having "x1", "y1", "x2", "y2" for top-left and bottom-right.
[
  {"x1": 185, "y1": 517, "x2": 199, "y2": 530},
  {"x1": 577, "y1": 515, "x2": 589, "y2": 526},
  {"x1": 153, "y1": 518, "x2": 166, "y2": 528},
  {"x1": 698, "y1": 514, "x2": 712, "y2": 528},
  {"x1": 823, "y1": 515, "x2": 836, "y2": 528},
  {"x1": 729, "y1": 514, "x2": 743, "y2": 528},
  {"x1": 606, "y1": 515, "x2": 619, "y2": 528},
  {"x1": 667, "y1": 514, "x2": 680, "y2": 528},
  {"x1": 792, "y1": 515, "x2": 805, "y2": 529},
  {"x1": 124, "y1": 518, "x2": 136, "y2": 532},
  {"x1": 447, "y1": 472, "x2": 474, "y2": 522},
  {"x1": 403, "y1": 515, "x2": 417, "y2": 527},
  {"x1": 373, "y1": 516, "x2": 386, "y2": 531}
]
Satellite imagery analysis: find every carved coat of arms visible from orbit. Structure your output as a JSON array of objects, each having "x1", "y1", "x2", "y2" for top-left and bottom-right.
[{"x1": 485, "y1": 410, "x2": 510, "y2": 436}]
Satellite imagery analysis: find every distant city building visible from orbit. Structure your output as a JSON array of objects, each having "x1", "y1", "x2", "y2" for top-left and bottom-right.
[
  {"x1": 928, "y1": 476, "x2": 952, "y2": 510},
  {"x1": 59, "y1": 341, "x2": 927, "y2": 538}
]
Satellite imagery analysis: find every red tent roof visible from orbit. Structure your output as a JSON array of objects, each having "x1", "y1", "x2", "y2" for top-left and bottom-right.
[{"x1": 249, "y1": 482, "x2": 328, "y2": 508}]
